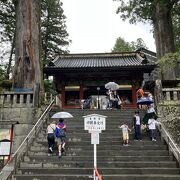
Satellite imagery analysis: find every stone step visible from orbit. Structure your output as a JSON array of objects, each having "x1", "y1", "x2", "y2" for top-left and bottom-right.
[
  {"x1": 20, "y1": 161, "x2": 177, "y2": 168},
  {"x1": 43, "y1": 124, "x2": 136, "y2": 130},
  {"x1": 17, "y1": 167, "x2": 180, "y2": 175},
  {"x1": 30, "y1": 144, "x2": 167, "y2": 151},
  {"x1": 55, "y1": 110, "x2": 143, "y2": 114},
  {"x1": 28, "y1": 150, "x2": 169, "y2": 156},
  {"x1": 24, "y1": 155, "x2": 173, "y2": 162},
  {"x1": 50, "y1": 109, "x2": 142, "y2": 115},
  {"x1": 12, "y1": 174, "x2": 90, "y2": 180},
  {"x1": 102, "y1": 174, "x2": 180, "y2": 180},
  {"x1": 12, "y1": 109, "x2": 179, "y2": 180},
  {"x1": 42, "y1": 130, "x2": 134, "y2": 134},
  {"x1": 12, "y1": 174, "x2": 180, "y2": 180},
  {"x1": 34, "y1": 140, "x2": 164, "y2": 146},
  {"x1": 45, "y1": 134, "x2": 160, "y2": 140},
  {"x1": 37, "y1": 136, "x2": 162, "y2": 143},
  {"x1": 44, "y1": 135, "x2": 160, "y2": 141}
]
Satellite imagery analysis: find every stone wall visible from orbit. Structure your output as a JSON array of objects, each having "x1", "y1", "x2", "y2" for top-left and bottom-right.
[
  {"x1": 156, "y1": 86, "x2": 180, "y2": 146},
  {"x1": 0, "y1": 91, "x2": 47, "y2": 153},
  {"x1": 0, "y1": 107, "x2": 43, "y2": 153},
  {"x1": 0, "y1": 91, "x2": 57, "y2": 154}
]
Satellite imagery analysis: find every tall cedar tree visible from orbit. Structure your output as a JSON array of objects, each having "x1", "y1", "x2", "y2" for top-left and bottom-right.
[
  {"x1": 0, "y1": 0, "x2": 70, "y2": 79},
  {"x1": 172, "y1": 4, "x2": 180, "y2": 50},
  {"x1": 0, "y1": 0, "x2": 15, "y2": 79},
  {"x1": 114, "y1": 0, "x2": 179, "y2": 80},
  {"x1": 12, "y1": 0, "x2": 42, "y2": 108},
  {"x1": 41, "y1": 0, "x2": 70, "y2": 64}
]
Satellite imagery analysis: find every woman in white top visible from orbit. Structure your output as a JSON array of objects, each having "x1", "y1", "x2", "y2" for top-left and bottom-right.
[{"x1": 47, "y1": 121, "x2": 56, "y2": 154}]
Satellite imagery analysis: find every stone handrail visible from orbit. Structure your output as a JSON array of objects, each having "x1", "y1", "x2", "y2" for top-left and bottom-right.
[
  {"x1": 44, "y1": 92, "x2": 60, "y2": 106},
  {"x1": 0, "y1": 91, "x2": 34, "y2": 108},
  {"x1": 0, "y1": 91, "x2": 60, "y2": 108},
  {"x1": 0, "y1": 99, "x2": 55, "y2": 180},
  {"x1": 159, "y1": 123, "x2": 180, "y2": 167},
  {"x1": 162, "y1": 88, "x2": 180, "y2": 101}
]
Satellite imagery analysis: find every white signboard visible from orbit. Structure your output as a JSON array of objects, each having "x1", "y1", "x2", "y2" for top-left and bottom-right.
[
  {"x1": 84, "y1": 114, "x2": 106, "y2": 131},
  {"x1": 91, "y1": 132, "x2": 99, "y2": 144},
  {"x1": 0, "y1": 141, "x2": 11, "y2": 156}
]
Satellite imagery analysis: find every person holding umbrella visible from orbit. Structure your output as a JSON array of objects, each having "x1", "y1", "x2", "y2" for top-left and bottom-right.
[
  {"x1": 51, "y1": 111, "x2": 73, "y2": 158},
  {"x1": 105, "y1": 82, "x2": 119, "y2": 109},
  {"x1": 55, "y1": 118, "x2": 67, "y2": 159}
]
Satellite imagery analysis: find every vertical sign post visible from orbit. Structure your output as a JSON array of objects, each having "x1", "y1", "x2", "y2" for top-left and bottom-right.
[{"x1": 83, "y1": 114, "x2": 106, "y2": 180}]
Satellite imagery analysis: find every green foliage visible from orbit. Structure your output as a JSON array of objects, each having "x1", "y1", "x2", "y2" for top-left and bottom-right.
[
  {"x1": 0, "y1": 65, "x2": 5, "y2": 81},
  {"x1": 0, "y1": 79, "x2": 12, "y2": 88},
  {"x1": 0, "y1": 0, "x2": 15, "y2": 42},
  {"x1": 44, "y1": 79, "x2": 57, "y2": 95},
  {"x1": 114, "y1": 0, "x2": 154, "y2": 24},
  {"x1": 158, "y1": 50, "x2": 180, "y2": 74},
  {"x1": 172, "y1": 3, "x2": 180, "y2": 50},
  {"x1": 114, "y1": 0, "x2": 179, "y2": 24},
  {"x1": 44, "y1": 79, "x2": 52, "y2": 92},
  {"x1": 131, "y1": 38, "x2": 147, "y2": 50},
  {"x1": 0, "y1": 79, "x2": 12, "y2": 92},
  {"x1": 112, "y1": 37, "x2": 132, "y2": 52},
  {"x1": 41, "y1": 0, "x2": 70, "y2": 64},
  {"x1": 112, "y1": 37, "x2": 147, "y2": 52}
]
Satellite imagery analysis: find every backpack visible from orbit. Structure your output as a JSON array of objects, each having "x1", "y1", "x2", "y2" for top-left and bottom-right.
[{"x1": 56, "y1": 127, "x2": 65, "y2": 138}]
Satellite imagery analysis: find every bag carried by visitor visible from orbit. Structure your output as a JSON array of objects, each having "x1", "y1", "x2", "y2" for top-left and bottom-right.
[{"x1": 56, "y1": 127, "x2": 66, "y2": 137}]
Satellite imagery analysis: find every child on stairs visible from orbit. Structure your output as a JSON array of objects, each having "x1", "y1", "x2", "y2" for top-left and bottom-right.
[
  {"x1": 119, "y1": 123, "x2": 131, "y2": 146},
  {"x1": 148, "y1": 116, "x2": 161, "y2": 141}
]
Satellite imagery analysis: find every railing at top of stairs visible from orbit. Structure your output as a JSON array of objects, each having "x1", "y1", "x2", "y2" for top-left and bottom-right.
[
  {"x1": 159, "y1": 122, "x2": 180, "y2": 168},
  {"x1": 0, "y1": 98, "x2": 55, "y2": 180}
]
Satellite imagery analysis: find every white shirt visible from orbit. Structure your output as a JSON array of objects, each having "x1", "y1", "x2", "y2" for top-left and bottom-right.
[
  {"x1": 120, "y1": 124, "x2": 129, "y2": 133},
  {"x1": 148, "y1": 119, "x2": 160, "y2": 129},
  {"x1": 135, "y1": 115, "x2": 140, "y2": 125},
  {"x1": 47, "y1": 123, "x2": 56, "y2": 134},
  {"x1": 147, "y1": 107, "x2": 155, "y2": 113}
]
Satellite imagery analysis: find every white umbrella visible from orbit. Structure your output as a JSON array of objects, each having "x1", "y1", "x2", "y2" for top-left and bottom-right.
[
  {"x1": 51, "y1": 112, "x2": 73, "y2": 119},
  {"x1": 105, "y1": 82, "x2": 119, "y2": 91}
]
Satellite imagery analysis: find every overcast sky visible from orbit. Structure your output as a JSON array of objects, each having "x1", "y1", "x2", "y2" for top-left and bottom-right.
[{"x1": 61, "y1": 0, "x2": 156, "y2": 54}]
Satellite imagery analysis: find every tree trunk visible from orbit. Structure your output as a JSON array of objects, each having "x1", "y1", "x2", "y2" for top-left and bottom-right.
[
  {"x1": 12, "y1": 0, "x2": 42, "y2": 103},
  {"x1": 154, "y1": 1, "x2": 176, "y2": 80}
]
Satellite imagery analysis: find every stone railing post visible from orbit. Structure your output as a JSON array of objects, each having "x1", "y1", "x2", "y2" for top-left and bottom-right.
[
  {"x1": 12, "y1": 94, "x2": 18, "y2": 107},
  {"x1": 0, "y1": 94, "x2": 3, "y2": 107},
  {"x1": 173, "y1": 91, "x2": 178, "y2": 101},
  {"x1": 26, "y1": 94, "x2": 31, "y2": 106},
  {"x1": 0, "y1": 92, "x2": 34, "y2": 108},
  {"x1": 20, "y1": 94, "x2": 24, "y2": 105},
  {"x1": 33, "y1": 83, "x2": 40, "y2": 107},
  {"x1": 166, "y1": 91, "x2": 171, "y2": 101},
  {"x1": 162, "y1": 88, "x2": 180, "y2": 101}
]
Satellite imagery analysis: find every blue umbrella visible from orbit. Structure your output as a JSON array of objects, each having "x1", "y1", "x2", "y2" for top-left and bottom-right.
[{"x1": 137, "y1": 98, "x2": 154, "y2": 105}]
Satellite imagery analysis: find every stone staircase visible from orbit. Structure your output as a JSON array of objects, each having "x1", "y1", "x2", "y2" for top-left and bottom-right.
[{"x1": 12, "y1": 109, "x2": 180, "y2": 180}]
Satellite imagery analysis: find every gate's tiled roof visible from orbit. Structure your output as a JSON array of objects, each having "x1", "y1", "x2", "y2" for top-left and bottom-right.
[{"x1": 45, "y1": 51, "x2": 156, "y2": 70}]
